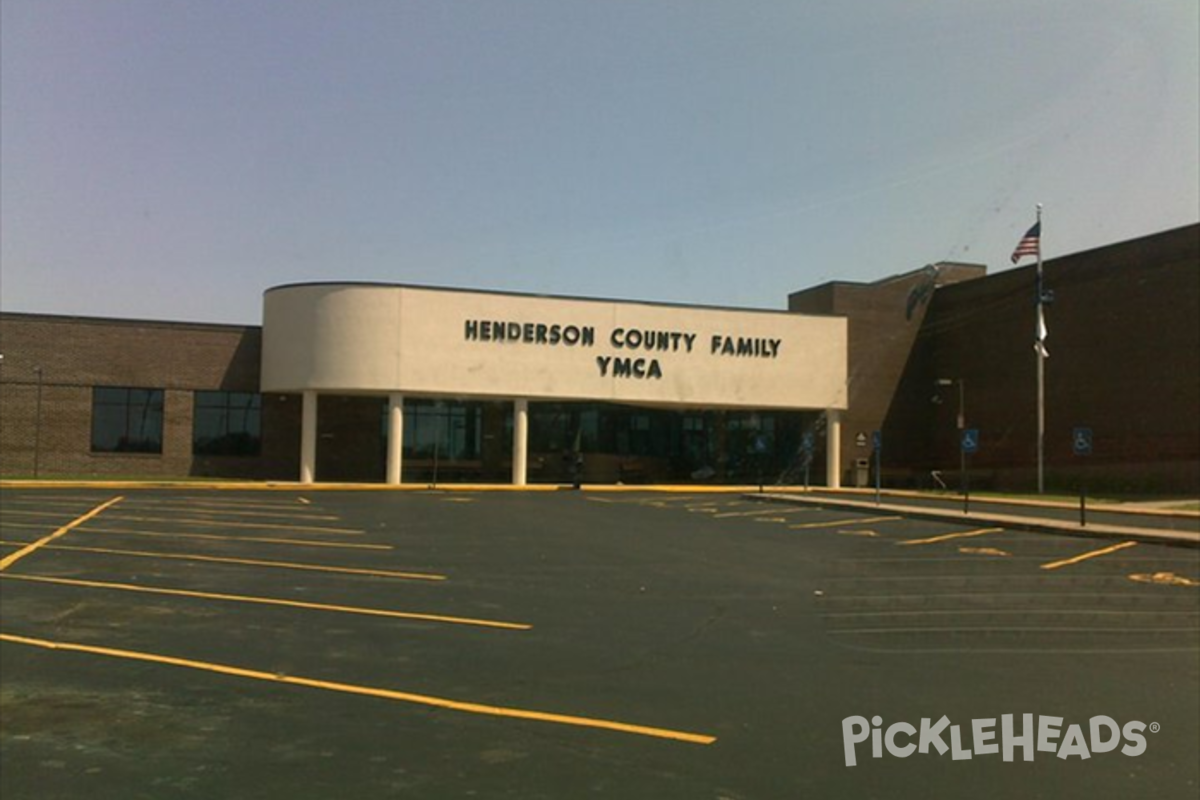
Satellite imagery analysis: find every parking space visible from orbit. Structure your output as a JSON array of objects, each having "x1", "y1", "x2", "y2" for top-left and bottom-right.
[
  {"x1": 2, "y1": 488, "x2": 1198, "y2": 798},
  {"x1": 636, "y1": 494, "x2": 1199, "y2": 652}
]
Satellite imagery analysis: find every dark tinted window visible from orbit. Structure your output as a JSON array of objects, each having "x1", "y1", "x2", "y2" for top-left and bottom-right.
[
  {"x1": 91, "y1": 387, "x2": 164, "y2": 453},
  {"x1": 193, "y1": 391, "x2": 262, "y2": 456}
]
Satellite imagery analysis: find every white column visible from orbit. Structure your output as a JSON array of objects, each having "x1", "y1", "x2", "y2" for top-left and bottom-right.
[
  {"x1": 825, "y1": 409, "x2": 842, "y2": 489},
  {"x1": 300, "y1": 390, "x2": 318, "y2": 484},
  {"x1": 512, "y1": 398, "x2": 529, "y2": 486},
  {"x1": 386, "y1": 393, "x2": 404, "y2": 485}
]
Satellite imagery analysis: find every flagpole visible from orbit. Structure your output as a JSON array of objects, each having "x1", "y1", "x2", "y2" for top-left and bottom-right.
[{"x1": 1036, "y1": 203, "x2": 1045, "y2": 494}]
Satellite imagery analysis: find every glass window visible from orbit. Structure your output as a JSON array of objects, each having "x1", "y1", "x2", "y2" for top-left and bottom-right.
[
  {"x1": 628, "y1": 413, "x2": 652, "y2": 455},
  {"x1": 529, "y1": 404, "x2": 570, "y2": 453},
  {"x1": 680, "y1": 414, "x2": 711, "y2": 467},
  {"x1": 399, "y1": 400, "x2": 482, "y2": 461},
  {"x1": 193, "y1": 391, "x2": 262, "y2": 456},
  {"x1": 91, "y1": 387, "x2": 164, "y2": 453}
]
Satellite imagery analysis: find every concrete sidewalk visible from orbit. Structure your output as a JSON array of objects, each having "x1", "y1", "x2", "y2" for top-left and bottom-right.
[{"x1": 746, "y1": 489, "x2": 1200, "y2": 548}]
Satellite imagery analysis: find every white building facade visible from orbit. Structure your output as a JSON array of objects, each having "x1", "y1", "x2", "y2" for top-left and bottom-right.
[{"x1": 262, "y1": 283, "x2": 848, "y2": 486}]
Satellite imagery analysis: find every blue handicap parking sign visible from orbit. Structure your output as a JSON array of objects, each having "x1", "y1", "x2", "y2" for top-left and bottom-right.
[
  {"x1": 1073, "y1": 427, "x2": 1093, "y2": 456},
  {"x1": 961, "y1": 428, "x2": 980, "y2": 454}
]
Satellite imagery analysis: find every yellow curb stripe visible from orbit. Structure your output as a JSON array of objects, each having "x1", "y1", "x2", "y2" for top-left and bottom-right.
[
  {"x1": 895, "y1": 527, "x2": 1005, "y2": 546},
  {"x1": 1041, "y1": 541, "x2": 1139, "y2": 571},
  {"x1": 789, "y1": 515, "x2": 901, "y2": 530},
  {"x1": 0, "y1": 574, "x2": 524, "y2": 630},
  {"x1": 0, "y1": 632, "x2": 715, "y2": 745},
  {"x1": 0, "y1": 541, "x2": 444, "y2": 582},
  {"x1": 0, "y1": 497, "x2": 123, "y2": 572}
]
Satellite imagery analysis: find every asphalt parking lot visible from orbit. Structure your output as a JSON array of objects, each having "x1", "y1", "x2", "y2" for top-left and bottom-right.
[{"x1": 2, "y1": 488, "x2": 1198, "y2": 799}]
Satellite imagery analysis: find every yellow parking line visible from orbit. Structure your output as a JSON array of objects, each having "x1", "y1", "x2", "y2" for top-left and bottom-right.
[
  {"x1": 1041, "y1": 541, "x2": 1139, "y2": 571},
  {"x1": 110, "y1": 498, "x2": 319, "y2": 513},
  {"x1": 0, "y1": 632, "x2": 716, "y2": 745},
  {"x1": 1128, "y1": 572, "x2": 1200, "y2": 587},
  {"x1": 0, "y1": 499, "x2": 116, "y2": 511},
  {"x1": 588, "y1": 496, "x2": 708, "y2": 506},
  {"x1": 959, "y1": 546, "x2": 1012, "y2": 557},
  {"x1": 789, "y1": 515, "x2": 901, "y2": 530},
  {"x1": 0, "y1": 541, "x2": 443, "y2": 581},
  {"x1": 116, "y1": 506, "x2": 341, "y2": 521},
  {"x1": 1, "y1": 509, "x2": 84, "y2": 519},
  {"x1": 1, "y1": 574, "x2": 526, "y2": 630},
  {"x1": 713, "y1": 507, "x2": 813, "y2": 519},
  {"x1": 0, "y1": 521, "x2": 388, "y2": 550},
  {"x1": 896, "y1": 527, "x2": 1005, "y2": 546},
  {"x1": 0, "y1": 494, "x2": 118, "y2": 503},
  {"x1": 104, "y1": 514, "x2": 363, "y2": 535},
  {"x1": 62, "y1": 524, "x2": 390, "y2": 551},
  {"x1": 0, "y1": 497, "x2": 123, "y2": 572}
]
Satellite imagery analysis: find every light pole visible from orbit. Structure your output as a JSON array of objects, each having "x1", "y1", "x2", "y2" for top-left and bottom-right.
[
  {"x1": 935, "y1": 378, "x2": 965, "y2": 494},
  {"x1": 33, "y1": 365, "x2": 44, "y2": 479}
]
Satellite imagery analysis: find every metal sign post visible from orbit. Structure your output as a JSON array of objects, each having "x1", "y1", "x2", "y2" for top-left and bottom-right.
[
  {"x1": 872, "y1": 431, "x2": 882, "y2": 505},
  {"x1": 33, "y1": 366, "x2": 44, "y2": 480},
  {"x1": 961, "y1": 429, "x2": 979, "y2": 514},
  {"x1": 1073, "y1": 427, "x2": 1093, "y2": 526}
]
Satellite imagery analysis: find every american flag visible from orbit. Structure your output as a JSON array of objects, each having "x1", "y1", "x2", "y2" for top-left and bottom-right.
[{"x1": 1011, "y1": 221, "x2": 1041, "y2": 263}]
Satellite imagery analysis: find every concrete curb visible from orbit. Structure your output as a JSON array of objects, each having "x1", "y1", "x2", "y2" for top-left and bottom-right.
[
  {"x1": 0, "y1": 480, "x2": 763, "y2": 494},
  {"x1": 798, "y1": 487, "x2": 1200, "y2": 520},
  {"x1": 745, "y1": 492, "x2": 1200, "y2": 549}
]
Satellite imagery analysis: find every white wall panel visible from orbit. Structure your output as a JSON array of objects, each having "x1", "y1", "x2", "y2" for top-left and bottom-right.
[{"x1": 263, "y1": 284, "x2": 847, "y2": 411}]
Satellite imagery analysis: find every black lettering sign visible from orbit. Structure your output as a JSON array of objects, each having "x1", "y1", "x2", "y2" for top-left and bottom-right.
[
  {"x1": 467, "y1": 320, "x2": 782, "y2": 371},
  {"x1": 465, "y1": 319, "x2": 596, "y2": 348}
]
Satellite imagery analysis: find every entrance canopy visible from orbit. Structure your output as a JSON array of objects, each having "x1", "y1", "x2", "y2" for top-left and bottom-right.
[
  {"x1": 261, "y1": 283, "x2": 848, "y2": 484},
  {"x1": 263, "y1": 283, "x2": 846, "y2": 408}
]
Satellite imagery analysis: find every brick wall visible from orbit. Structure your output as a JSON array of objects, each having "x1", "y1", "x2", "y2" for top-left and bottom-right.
[
  {"x1": 885, "y1": 223, "x2": 1200, "y2": 493},
  {"x1": 789, "y1": 262, "x2": 986, "y2": 486},
  {"x1": 0, "y1": 314, "x2": 298, "y2": 479}
]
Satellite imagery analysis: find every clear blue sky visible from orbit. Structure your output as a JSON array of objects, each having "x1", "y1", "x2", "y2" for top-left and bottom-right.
[{"x1": 3, "y1": 0, "x2": 1197, "y2": 324}]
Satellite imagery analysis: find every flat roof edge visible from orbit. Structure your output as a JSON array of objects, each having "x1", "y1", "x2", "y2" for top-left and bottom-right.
[
  {"x1": 264, "y1": 281, "x2": 844, "y2": 319},
  {"x1": 0, "y1": 310, "x2": 261, "y2": 332},
  {"x1": 789, "y1": 261, "x2": 988, "y2": 298}
]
